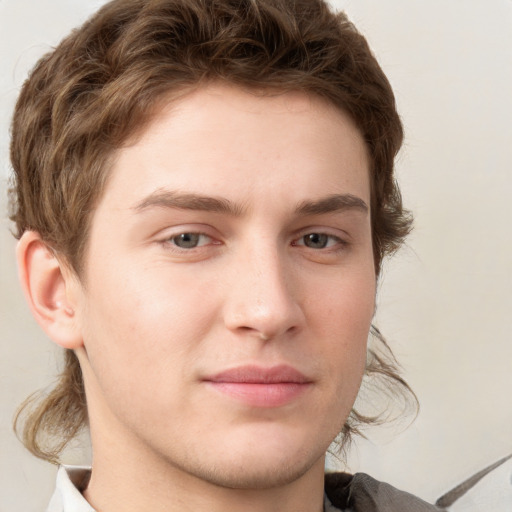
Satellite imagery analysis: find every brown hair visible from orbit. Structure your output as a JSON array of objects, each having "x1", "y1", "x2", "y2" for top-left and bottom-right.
[{"x1": 10, "y1": 0, "x2": 414, "y2": 463}]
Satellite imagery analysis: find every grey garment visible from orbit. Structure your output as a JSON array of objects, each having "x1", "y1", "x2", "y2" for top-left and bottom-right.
[
  {"x1": 324, "y1": 493, "x2": 347, "y2": 512},
  {"x1": 325, "y1": 472, "x2": 444, "y2": 512}
]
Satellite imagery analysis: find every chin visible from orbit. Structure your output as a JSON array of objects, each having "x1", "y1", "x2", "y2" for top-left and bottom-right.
[
  {"x1": 188, "y1": 451, "x2": 322, "y2": 490},
  {"x1": 165, "y1": 429, "x2": 329, "y2": 491}
]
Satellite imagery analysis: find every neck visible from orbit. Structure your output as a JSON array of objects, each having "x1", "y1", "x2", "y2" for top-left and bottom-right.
[{"x1": 83, "y1": 429, "x2": 326, "y2": 512}]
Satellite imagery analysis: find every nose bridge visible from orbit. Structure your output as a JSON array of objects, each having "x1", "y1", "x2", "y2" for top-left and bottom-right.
[{"x1": 223, "y1": 235, "x2": 302, "y2": 339}]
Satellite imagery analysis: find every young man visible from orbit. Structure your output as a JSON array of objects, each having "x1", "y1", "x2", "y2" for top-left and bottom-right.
[{"x1": 10, "y1": 0, "x2": 442, "y2": 510}]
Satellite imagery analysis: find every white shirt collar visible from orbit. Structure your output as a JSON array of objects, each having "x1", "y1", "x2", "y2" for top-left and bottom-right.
[{"x1": 46, "y1": 466, "x2": 95, "y2": 512}]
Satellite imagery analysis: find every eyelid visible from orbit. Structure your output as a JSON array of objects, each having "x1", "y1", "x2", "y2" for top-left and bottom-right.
[
  {"x1": 154, "y1": 223, "x2": 217, "y2": 239},
  {"x1": 292, "y1": 225, "x2": 350, "y2": 242}
]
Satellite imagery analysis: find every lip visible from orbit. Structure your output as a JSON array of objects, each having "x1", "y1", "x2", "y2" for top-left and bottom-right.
[{"x1": 203, "y1": 365, "x2": 313, "y2": 408}]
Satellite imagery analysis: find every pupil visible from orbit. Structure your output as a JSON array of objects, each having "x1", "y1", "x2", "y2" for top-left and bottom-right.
[
  {"x1": 305, "y1": 233, "x2": 328, "y2": 249},
  {"x1": 175, "y1": 233, "x2": 200, "y2": 248}
]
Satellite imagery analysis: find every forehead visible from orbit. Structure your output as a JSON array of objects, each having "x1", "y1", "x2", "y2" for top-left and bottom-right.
[{"x1": 99, "y1": 83, "x2": 370, "y2": 214}]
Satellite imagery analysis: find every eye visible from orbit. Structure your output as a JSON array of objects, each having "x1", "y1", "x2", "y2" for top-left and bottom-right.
[
  {"x1": 169, "y1": 233, "x2": 212, "y2": 249},
  {"x1": 295, "y1": 233, "x2": 344, "y2": 249}
]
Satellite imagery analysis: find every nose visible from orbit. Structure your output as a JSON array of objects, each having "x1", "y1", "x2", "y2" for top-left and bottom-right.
[{"x1": 222, "y1": 242, "x2": 305, "y2": 342}]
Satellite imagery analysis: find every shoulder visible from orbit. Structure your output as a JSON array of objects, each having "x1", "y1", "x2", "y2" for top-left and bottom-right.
[
  {"x1": 325, "y1": 455, "x2": 512, "y2": 512},
  {"x1": 325, "y1": 472, "x2": 444, "y2": 512}
]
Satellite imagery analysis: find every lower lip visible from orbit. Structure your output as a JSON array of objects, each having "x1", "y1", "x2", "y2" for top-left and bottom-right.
[{"x1": 206, "y1": 382, "x2": 311, "y2": 408}]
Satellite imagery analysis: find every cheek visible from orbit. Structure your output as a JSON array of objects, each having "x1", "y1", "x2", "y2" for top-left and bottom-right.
[
  {"x1": 309, "y1": 267, "x2": 376, "y2": 337},
  {"x1": 308, "y1": 270, "x2": 375, "y2": 388},
  {"x1": 78, "y1": 260, "x2": 217, "y2": 396}
]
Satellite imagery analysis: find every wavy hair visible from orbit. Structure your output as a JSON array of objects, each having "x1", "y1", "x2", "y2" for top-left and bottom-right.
[{"x1": 10, "y1": 0, "x2": 415, "y2": 463}]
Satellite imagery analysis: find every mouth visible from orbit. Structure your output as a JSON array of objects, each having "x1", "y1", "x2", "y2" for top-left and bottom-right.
[{"x1": 203, "y1": 365, "x2": 313, "y2": 408}]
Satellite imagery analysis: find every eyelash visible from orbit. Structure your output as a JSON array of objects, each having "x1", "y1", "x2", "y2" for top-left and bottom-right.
[
  {"x1": 159, "y1": 231, "x2": 347, "y2": 253},
  {"x1": 160, "y1": 232, "x2": 216, "y2": 252},
  {"x1": 292, "y1": 233, "x2": 346, "y2": 251}
]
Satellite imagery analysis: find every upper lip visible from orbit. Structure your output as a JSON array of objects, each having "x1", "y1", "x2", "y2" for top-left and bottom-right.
[{"x1": 204, "y1": 365, "x2": 311, "y2": 384}]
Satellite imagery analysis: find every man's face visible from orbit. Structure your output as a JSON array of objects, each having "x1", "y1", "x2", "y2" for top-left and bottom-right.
[{"x1": 74, "y1": 84, "x2": 375, "y2": 488}]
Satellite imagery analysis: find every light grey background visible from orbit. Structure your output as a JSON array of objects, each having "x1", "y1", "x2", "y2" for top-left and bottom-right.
[{"x1": 1, "y1": 0, "x2": 511, "y2": 510}]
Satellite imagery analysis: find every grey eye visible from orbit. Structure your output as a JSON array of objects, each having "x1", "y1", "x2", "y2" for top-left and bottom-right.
[
  {"x1": 303, "y1": 233, "x2": 329, "y2": 249},
  {"x1": 172, "y1": 233, "x2": 202, "y2": 248}
]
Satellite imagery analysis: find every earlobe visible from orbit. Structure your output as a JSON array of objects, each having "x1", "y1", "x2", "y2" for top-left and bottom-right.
[{"x1": 16, "y1": 231, "x2": 84, "y2": 349}]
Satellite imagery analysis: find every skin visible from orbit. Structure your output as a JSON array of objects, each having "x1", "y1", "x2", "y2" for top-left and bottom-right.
[{"x1": 19, "y1": 83, "x2": 375, "y2": 512}]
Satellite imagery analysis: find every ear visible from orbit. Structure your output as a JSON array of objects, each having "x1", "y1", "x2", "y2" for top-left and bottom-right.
[{"x1": 16, "y1": 231, "x2": 84, "y2": 349}]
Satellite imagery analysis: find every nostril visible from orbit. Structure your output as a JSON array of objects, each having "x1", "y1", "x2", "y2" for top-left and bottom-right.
[{"x1": 236, "y1": 326, "x2": 270, "y2": 341}]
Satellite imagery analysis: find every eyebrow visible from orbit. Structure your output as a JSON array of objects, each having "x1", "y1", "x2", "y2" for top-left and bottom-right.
[
  {"x1": 295, "y1": 194, "x2": 369, "y2": 215},
  {"x1": 133, "y1": 190, "x2": 245, "y2": 216},
  {"x1": 133, "y1": 190, "x2": 368, "y2": 216}
]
